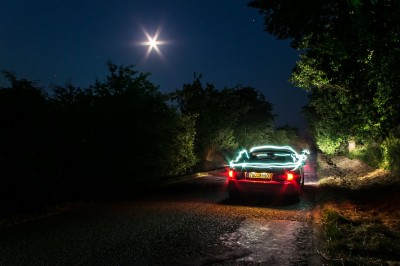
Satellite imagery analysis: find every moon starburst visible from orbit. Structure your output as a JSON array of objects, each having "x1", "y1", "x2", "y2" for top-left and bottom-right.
[{"x1": 140, "y1": 27, "x2": 167, "y2": 60}]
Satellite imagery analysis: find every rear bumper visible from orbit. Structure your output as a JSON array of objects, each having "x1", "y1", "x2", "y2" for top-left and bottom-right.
[{"x1": 228, "y1": 179, "x2": 300, "y2": 196}]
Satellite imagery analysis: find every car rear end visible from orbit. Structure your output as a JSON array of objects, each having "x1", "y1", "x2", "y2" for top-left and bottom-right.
[
  {"x1": 227, "y1": 146, "x2": 304, "y2": 200},
  {"x1": 227, "y1": 167, "x2": 302, "y2": 198}
]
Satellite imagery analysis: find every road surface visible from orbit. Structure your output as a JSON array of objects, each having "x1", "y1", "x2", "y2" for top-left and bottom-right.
[{"x1": 0, "y1": 162, "x2": 321, "y2": 265}]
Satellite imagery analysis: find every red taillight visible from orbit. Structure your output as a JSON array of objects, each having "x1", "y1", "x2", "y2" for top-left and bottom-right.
[
  {"x1": 228, "y1": 170, "x2": 236, "y2": 179},
  {"x1": 283, "y1": 171, "x2": 299, "y2": 181},
  {"x1": 286, "y1": 173, "x2": 294, "y2": 181}
]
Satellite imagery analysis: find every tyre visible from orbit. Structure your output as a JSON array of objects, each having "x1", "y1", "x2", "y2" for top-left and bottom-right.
[
  {"x1": 228, "y1": 188, "x2": 241, "y2": 200},
  {"x1": 290, "y1": 193, "x2": 301, "y2": 203}
]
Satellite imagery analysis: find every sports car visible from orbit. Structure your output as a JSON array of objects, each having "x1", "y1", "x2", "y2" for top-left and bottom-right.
[{"x1": 227, "y1": 145, "x2": 308, "y2": 201}]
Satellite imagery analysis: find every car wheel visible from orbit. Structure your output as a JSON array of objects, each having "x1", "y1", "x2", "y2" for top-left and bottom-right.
[
  {"x1": 289, "y1": 192, "x2": 301, "y2": 203},
  {"x1": 291, "y1": 188, "x2": 301, "y2": 203},
  {"x1": 228, "y1": 189, "x2": 241, "y2": 200}
]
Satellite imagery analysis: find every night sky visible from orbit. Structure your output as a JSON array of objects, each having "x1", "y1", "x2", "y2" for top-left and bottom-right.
[{"x1": 0, "y1": 0, "x2": 308, "y2": 129}]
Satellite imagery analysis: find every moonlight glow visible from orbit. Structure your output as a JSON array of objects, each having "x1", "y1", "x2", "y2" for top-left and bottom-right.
[{"x1": 140, "y1": 27, "x2": 167, "y2": 60}]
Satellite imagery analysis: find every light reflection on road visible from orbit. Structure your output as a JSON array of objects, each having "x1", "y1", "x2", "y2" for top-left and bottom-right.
[{"x1": 219, "y1": 218, "x2": 316, "y2": 265}]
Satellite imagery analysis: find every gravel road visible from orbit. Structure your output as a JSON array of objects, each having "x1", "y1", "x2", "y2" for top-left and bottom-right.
[{"x1": 0, "y1": 162, "x2": 322, "y2": 265}]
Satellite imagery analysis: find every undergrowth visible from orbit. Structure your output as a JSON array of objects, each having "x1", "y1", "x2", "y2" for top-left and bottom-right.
[{"x1": 320, "y1": 205, "x2": 400, "y2": 264}]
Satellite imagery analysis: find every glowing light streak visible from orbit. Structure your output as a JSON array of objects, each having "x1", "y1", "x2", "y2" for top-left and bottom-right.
[
  {"x1": 250, "y1": 145, "x2": 296, "y2": 153},
  {"x1": 229, "y1": 145, "x2": 309, "y2": 171},
  {"x1": 232, "y1": 149, "x2": 249, "y2": 162}
]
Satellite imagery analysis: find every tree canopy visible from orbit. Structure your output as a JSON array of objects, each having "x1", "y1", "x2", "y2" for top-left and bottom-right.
[
  {"x1": 0, "y1": 62, "x2": 304, "y2": 214},
  {"x1": 0, "y1": 63, "x2": 199, "y2": 211},
  {"x1": 249, "y1": 0, "x2": 400, "y2": 156},
  {"x1": 170, "y1": 76, "x2": 276, "y2": 167}
]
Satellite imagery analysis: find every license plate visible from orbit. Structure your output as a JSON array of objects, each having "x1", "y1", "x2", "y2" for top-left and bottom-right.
[{"x1": 247, "y1": 172, "x2": 272, "y2": 179}]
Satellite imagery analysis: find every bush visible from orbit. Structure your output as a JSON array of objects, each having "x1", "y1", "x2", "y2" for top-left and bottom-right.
[
  {"x1": 380, "y1": 134, "x2": 400, "y2": 172},
  {"x1": 349, "y1": 142, "x2": 382, "y2": 168},
  {"x1": 316, "y1": 132, "x2": 344, "y2": 155}
]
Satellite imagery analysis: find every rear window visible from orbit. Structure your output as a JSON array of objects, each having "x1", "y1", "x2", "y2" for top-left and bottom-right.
[{"x1": 249, "y1": 150, "x2": 295, "y2": 163}]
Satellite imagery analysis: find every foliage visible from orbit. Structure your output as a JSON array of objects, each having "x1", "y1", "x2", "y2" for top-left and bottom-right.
[
  {"x1": 271, "y1": 125, "x2": 306, "y2": 149},
  {"x1": 0, "y1": 63, "x2": 304, "y2": 214},
  {"x1": 322, "y1": 207, "x2": 348, "y2": 242},
  {"x1": 348, "y1": 133, "x2": 400, "y2": 171},
  {"x1": 321, "y1": 205, "x2": 400, "y2": 262},
  {"x1": 349, "y1": 142, "x2": 382, "y2": 168},
  {"x1": 0, "y1": 63, "x2": 200, "y2": 213},
  {"x1": 170, "y1": 77, "x2": 275, "y2": 167},
  {"x1": 249, "y1": 0, "x2": 400, "y2": 161},
  {"x1": 268, "y1": 129, "x2": 288, "y2": 145},
  {"x1": 315, "y1": 130, "x2": 344, "y2": 155},
  {"x1": 380, "y1": 134, "x2": 400, "y2": 172},
  {"x1": 0, "y1": 72, "x2": 57, "y2": 211},
  {"x1": 162, "y1": 114, "x2": 199, "y2": 176}
]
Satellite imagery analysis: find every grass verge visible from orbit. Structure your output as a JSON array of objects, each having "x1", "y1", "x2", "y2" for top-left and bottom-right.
[{"x1": 319, "y1": 203, "x2": 400, "y2": 265}]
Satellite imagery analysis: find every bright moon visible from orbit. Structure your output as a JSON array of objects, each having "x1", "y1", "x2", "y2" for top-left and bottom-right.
[
  {"x1": 148, "y1": 38, "x2": 155, "y2": 48},
  {"x1": 146, "y1": 36, "x2": 161, "y2": 51},
  {"x1": 140, "y1": 27, "x2": 167, "y2": 60}
]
